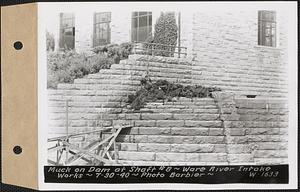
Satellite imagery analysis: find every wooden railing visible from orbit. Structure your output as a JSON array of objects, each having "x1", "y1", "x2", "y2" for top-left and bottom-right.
[
  {"x1": 48, "y1": 125, "x2": 131, "y2": 166},
  {"x1": 47, "y1": 100, "x2": 132, "y2": 166},
  {"x1": 132, "y1": 41, "x2": 187, "y2": 58}
]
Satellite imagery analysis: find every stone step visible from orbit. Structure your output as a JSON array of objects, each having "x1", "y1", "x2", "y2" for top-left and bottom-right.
[
  {"x1": 48, "y1": 101, "x2": 126, "y2": 108},
  {"x1": 119, "y1": 143, "x2": 226, "y2": 153},
  {"x1": 138, "y1": 113, "x2": 220, "y2": 121},
  {"x1": 116, "y1": 135, "x2": 225, "y2": 144},
  {"x1": 57, "y1": 83, "x2": 137, "y2": 91},
  {"x1": 49, "y1": 119, "x2": 114, "y2": 127},
  {"x1": 99, "y1": 69, "x2": 192, "y2": 80},
  {"x1": 224, "y1": 121, "x2": 288, "y2": 128},
  {"x1": 144, "y1": 104, "x2": 218, "y2": 110},
  {"x1": 85, "y1": 73, "x2": 191, "y2": 85},
  {"x1": 73, "y1": 78, "x2": 140, "y2": 85},
  {"x1": 48, "y1": 126, "x2": 104, "y2": 135},
  {"x1": 48, "y1": 95, "x2": 125, "y2": 102},
  {"x1": 85, "y1": 73, "x2": 139, "y2": 80},
  {"x1": 119, "y1": 127, "x2": 224, "y2": 136},
  {"x1": 128, "y1": 55, "x2": 191, "y2": 65},
  {"x1": 48, "y1": 106, "x2": 123, "y2": 113},
  {"x1": 237, "y1": 108, "x2": 288, "y2": 115},
  {"x1": 115, "y1": 60, "x2": 191, "y2": 71},
  {"x1": 118, "y1": 151, "x2": 228, "y2": 162},
  {"x1": 111, "y1": 64, "x2": 192, "y2": 75},
  {"x1": 49, "y1": 89, "x2": 135, "y2": 96},
  {"x1": 139, "y1": 108, "x2": 220, "y2": 114},
  {"x1": 143, "y1": 99, "x2": 217, "y2": 106},
  {"x1": 48, "y1": 89, "x2": 129, "y2": 96},
  {"x1": 132, "y1": 120, "x2": 222, "y2": 128},
  {"x1": 238, "y1": 114, "x2": 288, "y2": 122}
]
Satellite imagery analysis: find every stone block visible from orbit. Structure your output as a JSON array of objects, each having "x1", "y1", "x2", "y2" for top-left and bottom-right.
[
  {"x1": 227, "y1": 136, "x2": 249, "y2": 144},
  {"x1": 213, "y1": 144, "x2": 227, "y2": 153},
  {"x1": 229, "y1": 128, "x2": 246, "y2": 136},
  {"x1": 173, "y1": 114, "x2": 198, "y2": 120},
  {"x1": 156, "y1": 120, "x2": 184, "y2": 127},
  {"x1": 185, "y1": 153, "x2": 200, "y2": 162},
  {"x1": 254, "y1": 158, "x2": 287, "y2": 165},
  {"x1": 247, "y1": 135, "x2": 288, "y2": 142},
  {"x1": 132, "y1": 135, "x2": 148, "y2": 143},
  {"x1": 118, "y1": 151, "x2": 155, "y2": 161},
  {"x1": 138, "y1": 143, "x2": 170, "y2": 152},
  {"x1": 170, "y1": 144, "x2": 214, "y2": 153},
  {"x1": 193, "y1": 136, "x2": 225, "y2": 144},
  {"x1": 170, "y1": 128, "x2": 209, "y2": 136},
  {"x1": 228, "y1": 154, "x2": 254, "y2": 163},
  {"x1": 198, "y1": 153, "x2": 227, "y2": 162},
  {"x1": 134, "y1": 120, "x2": 156, "y2": 127},
  {"x1": 256, "y1": 142, "x2": 288, "y2": 150},
  {"x1": 125, "y1": 113, "x2": 141, "y2": 120},
  {"x1": 253, "y1": 150, "x2": 288, "y2": 158},
  {"x1": 221, "y1": 114, "x2": 240, "y2": 121},
  {"x1": 120, "y1": 143, "x2": 138, "y2": 151},
  {"x1": 147, "y1": 136, "x2": 174, "y2": 143},
  {"x1": 173, "y1": 136, "x2": 196, "y2": 144},
  {"x1": 141, "y1": 113, "x2": 172, "y2": 120},
  {"x1": 209, "y1": 128, "x2": 224, "y2": 136},
  {"x1": 227, "y1": 144, "x2": 251, "y2": 154},
  {"x1": 185, "y1": 120, "x2": 222, "y2": 128},
  {"x1": 156, "y1": 153, "x2": 185, "y2": 162},
  {"x1": 247, "y1": 128, "x2": 287, "y2": 135},
  {"x1": 139, "y1": 127, "x2": 170, "y2": 135}
]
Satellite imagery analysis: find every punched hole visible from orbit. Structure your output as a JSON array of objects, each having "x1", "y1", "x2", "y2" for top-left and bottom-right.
[
  {"x1": 13, "y1": 146, "x2": 22, "y2": 155},
  {"x1": 13, "y1": 41, "x2": 23, "y2": 50}
]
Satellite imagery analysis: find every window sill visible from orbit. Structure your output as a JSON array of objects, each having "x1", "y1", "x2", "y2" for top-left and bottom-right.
[{"x1": 254, "y1": 45, "x2": 282, "y2": 50}]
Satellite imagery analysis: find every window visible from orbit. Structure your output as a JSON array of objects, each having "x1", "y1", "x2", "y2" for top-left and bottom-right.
[
  {"x1": 59, "y1": 13, "x2": 75, "y2": 49},
  {"x1": 93, "y1": 12, "x2": 111, "y2": 47},
  {"x1": 131, "y1": 12, "x2": 152, "y2": 42},
  {"x1": 258, "y1": 11, "x2": 276, "y2": 47}
]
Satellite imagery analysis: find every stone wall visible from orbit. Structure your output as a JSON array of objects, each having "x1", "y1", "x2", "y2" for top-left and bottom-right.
[
  {"x1": 212, "y1": 92, "x2": 288, "y2": 165},
  {"x1": 47, "y1": 55, "x2": 289, "y2": 165},
  {"x1": 191, "y1": 10, "x2": 288, "y2": 98},
  {"x1": 111, "y1": 93, "x2": 288, "y2": 165}
]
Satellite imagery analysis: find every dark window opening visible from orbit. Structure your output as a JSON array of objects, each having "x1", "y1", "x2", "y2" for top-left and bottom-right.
[
  {"x1": 258, "y1": 10, "x2": 276, "y2": 47},
  {"x1": 131, "y1": 12, "x2": 152, "y2": 42},
  {"x1": 93, "y1": 12, "x2": 111, "y2": 47},
  {"x1": 59, "y1": 13, "x2": 75, "y2": 50}
]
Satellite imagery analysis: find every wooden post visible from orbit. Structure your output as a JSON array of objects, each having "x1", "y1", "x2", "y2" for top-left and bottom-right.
[
  {"x1": 178, "y1": 12, "x2": 181, "y2": 58},
  {"x1": 56, "y1": 143, "x2": 59, "y2": 164},
  {"x1": 112, "y1": 126, "x2": 118, "y2": 164},
  {"x1": 65, "y1": 100, "x2": 69, "y2": 165}
]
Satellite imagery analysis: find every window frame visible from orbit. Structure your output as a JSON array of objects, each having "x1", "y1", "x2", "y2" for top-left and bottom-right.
[
  {"x1": 131, "y1": 11, "x2": 152, "y2": 42},
  {"x1": 258, "y1": 10, "x2": 277, "y2": 47},
  {"x1": 59, "y1": 13, "x2": 75, "y2": 50},
  {"x1": 93, "y1": 12, "x2": 111, "y2": 47}
]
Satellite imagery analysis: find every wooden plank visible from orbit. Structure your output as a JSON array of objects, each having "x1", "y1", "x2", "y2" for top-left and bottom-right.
[
  {"x1": 65, "y1": 134, "x2": 114, "y2": 164},
  {"x1": 101, "y1": 126, "x2": 123, "y2": 158},
  {"x1": 47, "y1": 145, "x2": 64, "y2": 154},
  {"x1": 67, "y1": 143, "x2": 112, "y2": 164}
]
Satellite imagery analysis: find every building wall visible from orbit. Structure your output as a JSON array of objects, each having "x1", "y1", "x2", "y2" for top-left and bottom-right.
[
  {"x1": 47, "y1": 11, "x2": 191, "y2": 54},
  {"x1": 111, "y1": 10, "x2": 131, "y2": 44},
  {"x1": 75, "y1": 12, "x2": 93, "y2": 52},
  {"x1": 46, "y1": 9, "x2": 288, "y2": 97},
  {"x1": 191, "y1": 10, "x2": 288, "y2": 97}
]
